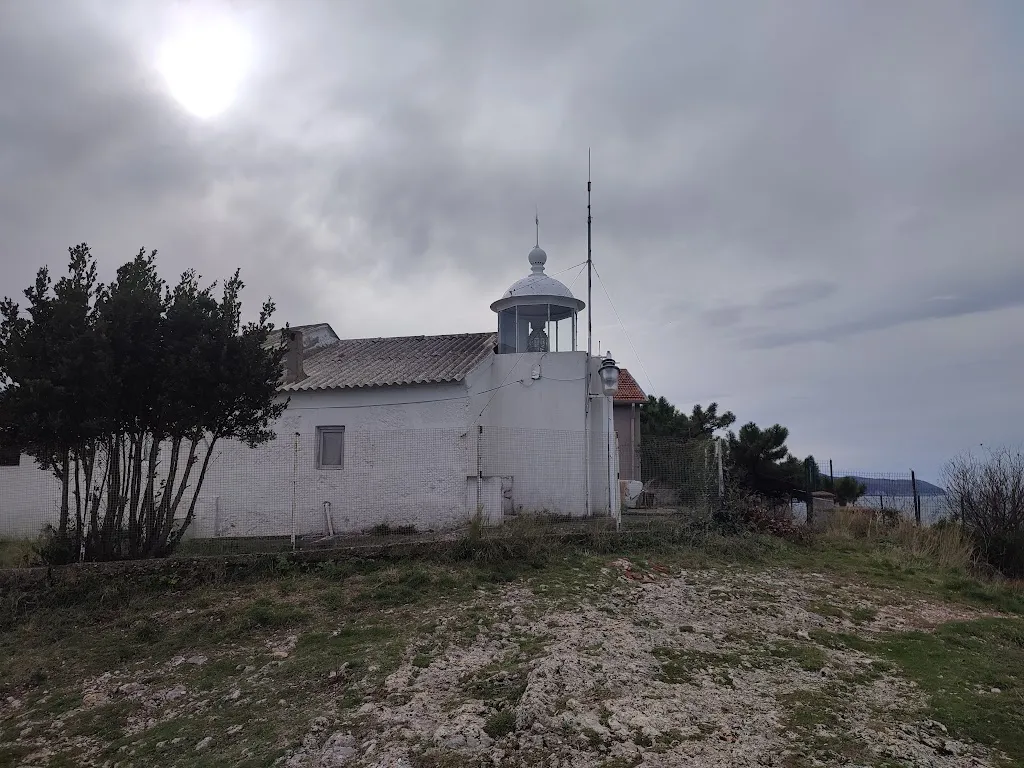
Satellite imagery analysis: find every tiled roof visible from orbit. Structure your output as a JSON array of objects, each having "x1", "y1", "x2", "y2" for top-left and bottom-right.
[
  {"x1": 265, "y1": 323, "x2": 340, "y2": 353},
  {"x1": 279, "y1": 332, "x2": 497, "y2": 392},
  {"x1": 614, "y1": 368, "x2": 647, "y2": 404}
]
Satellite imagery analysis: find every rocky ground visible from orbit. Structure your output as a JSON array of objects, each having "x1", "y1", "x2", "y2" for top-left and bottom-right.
[{"x1": 0, "y1": 553, "x2": 1015, "y2": 767}]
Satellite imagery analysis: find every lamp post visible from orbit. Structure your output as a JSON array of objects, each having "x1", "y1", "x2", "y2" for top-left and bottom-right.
[{"x1": 598, "y1": 353, "x2": 620, "y2": 527}]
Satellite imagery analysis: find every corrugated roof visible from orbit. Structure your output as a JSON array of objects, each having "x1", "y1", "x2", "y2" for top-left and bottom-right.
[
  {"x1": 614, "y1": 368, "x2": 647, "y2": 404},
  {"x1": 279, "y1": 332, "x2": 497, "y2": 392}
]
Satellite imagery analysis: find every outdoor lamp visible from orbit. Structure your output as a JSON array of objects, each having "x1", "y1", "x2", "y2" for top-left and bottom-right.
[{"x1": 598, "y1": 352, "x2": 620, "y2": 396}]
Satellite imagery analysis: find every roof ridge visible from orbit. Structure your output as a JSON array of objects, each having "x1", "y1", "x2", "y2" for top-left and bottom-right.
[{"x1": 322, "y1": 331, "x2": 495, "y2": 344}]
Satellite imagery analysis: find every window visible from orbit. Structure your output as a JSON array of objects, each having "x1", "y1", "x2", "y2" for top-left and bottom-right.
[{"x1": 316, "y1": 426, "x2": 345, "y2": 469}]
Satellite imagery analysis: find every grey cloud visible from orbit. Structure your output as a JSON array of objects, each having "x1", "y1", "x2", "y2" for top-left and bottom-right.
[
  {"x1": 1, "y1": 0, "x2": 1022, "y2": 475},
  {"x1": 701, "y1": 306, "x2": 745, "y2": 329},
  {"x1": 740, "y1": 265, "x2": 1024, "y2": 349},
  {"x1": 694, "y1": 279, "x2": 840, "y2": 331},
  {"x1": 759, "y1": 280, "x2": 839, "y2": 312}
]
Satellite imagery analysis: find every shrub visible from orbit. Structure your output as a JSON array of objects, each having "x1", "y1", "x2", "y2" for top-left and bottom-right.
[
  {"x1": 716, "y1": 487, "x2": 806, "y2": 541},
  {"x1": 943, "y1": 448, "x2": 1024, "y2": 578},
  {"x1": 0, "y1": 537, "x2": 45, "y2": 568}
]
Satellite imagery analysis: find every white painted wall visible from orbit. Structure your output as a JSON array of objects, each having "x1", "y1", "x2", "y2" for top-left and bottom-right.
[
  {"x1": 195, "y1": 382, "x2": 473, "y2": 538},
  {"x1": 0, "y1": 351, "x2": 622, "y2": 540},
  {"x1": 0, "y1": 459, "x2": 62, "y2": 538},
  {"x1": 466, "y1": 352, "x2": 618, "y2": 519}
]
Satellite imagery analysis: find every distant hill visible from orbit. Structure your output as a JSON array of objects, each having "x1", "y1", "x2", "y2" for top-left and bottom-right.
[{"x1": 852, "y1": 476, "x2": 945, "y2": 497}]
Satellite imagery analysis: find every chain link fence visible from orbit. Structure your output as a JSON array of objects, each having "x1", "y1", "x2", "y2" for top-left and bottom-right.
[
  {"x1": 629, "y1": 437, "x2": 724, "y2": 518},
  {"x1": 797, "y1": 467, "x2": 949, "y2": 525}
]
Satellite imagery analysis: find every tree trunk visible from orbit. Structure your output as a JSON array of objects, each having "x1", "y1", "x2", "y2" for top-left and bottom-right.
[
  {"x1": 137, "y1": 439, "x2": 162, "y2": 558},
  {"x1": 167, "y1": 438, "x2": 218, "y2": 554},
  {"x1": 58, "y1": 449, "x2": 71, "y2": 538},
  {"x1": 127, "y1": 434, "x2": 145, "y2": 554}
]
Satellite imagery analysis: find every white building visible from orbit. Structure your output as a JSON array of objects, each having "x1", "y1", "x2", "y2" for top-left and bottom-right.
[{"x1": 0, "y1": 243, "x2": 624, "y2": 541}]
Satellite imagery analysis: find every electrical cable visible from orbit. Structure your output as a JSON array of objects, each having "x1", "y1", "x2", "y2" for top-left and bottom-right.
[
  {"x1": 592, "y1": 262, "x2": 655, "y2": 394},
  {"x1": 501, "y1": 260, "x2": 587, "y2": 297}
]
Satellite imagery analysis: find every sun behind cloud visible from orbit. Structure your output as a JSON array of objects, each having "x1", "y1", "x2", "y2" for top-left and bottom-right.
[{"x1": 156, "y1": 12, "x2": 251, "y2": 119}]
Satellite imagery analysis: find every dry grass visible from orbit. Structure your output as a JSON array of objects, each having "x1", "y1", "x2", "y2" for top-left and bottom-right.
[
  {"x1": 821, "y1": 507, "x2": 975, "y2": 571},
  {"x1": 0, "y1": 538, "x2": 41, "y2": 569}
]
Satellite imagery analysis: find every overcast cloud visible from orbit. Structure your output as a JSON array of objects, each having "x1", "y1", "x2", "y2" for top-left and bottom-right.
[{"x1": 1, "y1": 0, "x2": 1022, "y2": 482}]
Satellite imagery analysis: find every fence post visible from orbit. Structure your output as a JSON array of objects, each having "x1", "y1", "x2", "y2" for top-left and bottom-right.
[
  {"x1": 715, "y1": 439, "x2": 725, "y2": 504},
  {"x1": 829, "y1": 459, "x2": 835, "y2": 491},
  {"x1": 910, "y1": 470, "x2": 920, "y2": 526},
  {"x1": 291, "y1": 432, "x2": 299, "y2": 551},
  {"x1": 476, "y1": 425, "x2": 483, "y2": 523},
  {"x1": 805, "y1": 463, "x2": 815, "y2": 527}
]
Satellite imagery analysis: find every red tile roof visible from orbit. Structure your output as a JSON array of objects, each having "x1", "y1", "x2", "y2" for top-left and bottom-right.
[{"x1": 614, "y1": 368, "x2": 647, "y2": 403}]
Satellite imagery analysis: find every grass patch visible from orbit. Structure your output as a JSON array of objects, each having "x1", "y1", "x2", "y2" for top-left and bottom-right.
[
  {"x1": 244, "y1": 597, "x2": 309, "y2": 629},
  {"x1": 768, "y1": 641, "x2": 828, "y2": 672},
  {"x1": 0, "y1": 538, "x2": 41, "y2": 568},
  {"x1": 808, "y1": 601, "x2": 846, "y2": 620},
  {"x1": 872, "y1": 617, "x2": 1024, "y2": 764},
  {"x1": 779, "y1": 686, "x2": 872, "y2": 767},
  {"x1": 848, "y1": 605, "x2": 879, "y2": 624},
  {"x1": 483, "y1": 709, "x2": 516, "y2": 739},
  {"x1": 653, "y1": 647, "x2": 741, "y2": 685},
  {"x1": 767, "y1": 535, "x2": 1024, "y2": 617},
  {"x1": 811, "y1": 616, "x2": 1024, "y2": 765}
]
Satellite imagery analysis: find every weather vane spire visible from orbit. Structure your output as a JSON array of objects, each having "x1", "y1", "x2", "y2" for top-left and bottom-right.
[{"x1": 535, "y1": 205, "x2": 540, "y2": 247}]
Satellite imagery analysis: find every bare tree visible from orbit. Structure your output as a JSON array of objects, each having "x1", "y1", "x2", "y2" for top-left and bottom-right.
[{"x1": 942, "y1": 446, "x2": 1024, "y2": 576}]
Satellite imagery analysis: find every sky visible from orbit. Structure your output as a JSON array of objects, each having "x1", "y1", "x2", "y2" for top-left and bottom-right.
[{"x1": 1, "y1": 0, "x2": 1022, "y2": 483}]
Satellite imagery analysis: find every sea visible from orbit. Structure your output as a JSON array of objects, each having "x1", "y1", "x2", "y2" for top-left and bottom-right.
[{"x1": 792, "y1": 494, "x2": 950, "y2": 526}]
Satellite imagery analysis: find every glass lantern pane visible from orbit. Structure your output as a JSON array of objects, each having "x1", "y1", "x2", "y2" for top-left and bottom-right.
[{"x1": 497, "y1": 309, "x2": 517, "y2": 354}]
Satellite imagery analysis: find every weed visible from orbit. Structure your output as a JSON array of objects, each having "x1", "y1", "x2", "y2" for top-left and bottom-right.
[
  {"x1": 131, "y1": 616, "x2": 163, "y2": 643},
  {"x1": 848, "y1": 605, "x2": 878, "y2": 624},
  {"x1": 596, "y1": 757, "x2": 643, "y2": 768},
  {"x1": 0, "y1": 538, "x2": 43, "y2": 568},
  {"x1": 371, "y1": 523, "x2": 419, "y2": 537},
  {"x1": 632, "y1": 729, "x2": 654, "y2": 747},
  {"x1": 653, "y1": 647, "x2": 741, "y2": 685},
  {"x1": 244, "y1": 597, "x2": 309, "y2": 629},
  {"x1": 808, "y1": 601, "x2": 846, "y2": 619},
  {"x1": 768, "y1": 641, "x2": 828, "y2": 672},
  {"x1": 483, "y1": 709, "x2": 516, "y2": 739}
]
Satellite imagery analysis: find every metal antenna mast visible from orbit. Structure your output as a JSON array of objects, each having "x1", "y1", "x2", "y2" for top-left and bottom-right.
[
  {"x1": 587, "y1": 150, "x2": 593, "y2": 366},
  {"x1": 584, "y1": 150, "x2": 593, "y2": 519}
]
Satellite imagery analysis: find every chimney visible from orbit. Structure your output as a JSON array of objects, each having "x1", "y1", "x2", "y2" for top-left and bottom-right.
[{"x1": 283, "y1": 328, "x2": 306, "y2": 384}]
